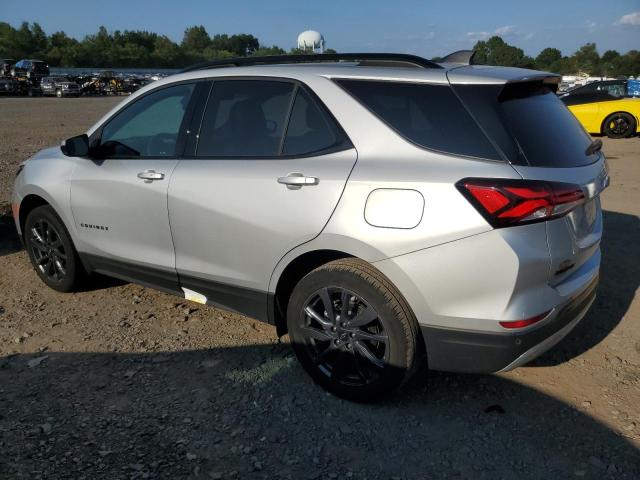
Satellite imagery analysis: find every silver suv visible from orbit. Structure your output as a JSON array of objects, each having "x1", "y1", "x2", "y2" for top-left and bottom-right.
[{"x1": 11, "y1": 53, "x2": 608, "y2": 400}]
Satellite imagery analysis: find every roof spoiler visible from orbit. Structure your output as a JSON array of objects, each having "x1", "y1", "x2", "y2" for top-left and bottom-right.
[{"x1": 440, "y1": 50, "x2": 477, "y2": 65}]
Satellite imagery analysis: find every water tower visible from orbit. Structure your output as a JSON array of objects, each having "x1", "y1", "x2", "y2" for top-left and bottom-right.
[{"x1": 297, "y1": 30, "x2": 325, "y2": 53}]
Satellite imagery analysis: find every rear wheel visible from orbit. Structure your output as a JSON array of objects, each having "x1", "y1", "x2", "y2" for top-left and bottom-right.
[
  {"x1": 602, "y1": 112, "x2": 636, "y2": 139},
  {"x1": 24, "y1": 205, "x2": 84, "y2": 292},
  {"x1": 287, "y1": 258, "x2": 420, "y2": 401}
]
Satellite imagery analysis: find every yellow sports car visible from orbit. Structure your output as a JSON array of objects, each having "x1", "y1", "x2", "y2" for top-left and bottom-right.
[{"x1": 560, "y1": 80, "x2": 640, "y2": 138}]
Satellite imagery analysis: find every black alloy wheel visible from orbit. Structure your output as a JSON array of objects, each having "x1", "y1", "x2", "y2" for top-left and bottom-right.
[
  {"x1": 603, "y1": 112, "x2": 636, "y2": 139},
  {"x1": 300, "y1": 286, "x2": 390, "y2": 386},
  {"x1": 287, "y1": 258, "x2": 420, "y2": 401},
  {"x1": 24, "y1": 205, "x2": 84, "y2": 292}
]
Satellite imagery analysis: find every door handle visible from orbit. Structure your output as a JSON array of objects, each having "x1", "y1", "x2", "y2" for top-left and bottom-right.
[
  {"x1": 137, "y1": 170, "x2": 165, "y2": 183},
  {"x1": 277, "y1": 172, "x2": 319, "y2": 190}
]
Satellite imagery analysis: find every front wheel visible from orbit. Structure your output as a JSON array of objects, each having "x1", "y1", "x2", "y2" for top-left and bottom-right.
[
  {"x1": 24, "y1": 205, "x2": 84, "y2": 292},
  {"x1": 287, "y1": 258, "x2": 421, "y2": 401},
  {"x1": 602, "y1": 112, "x2": 636, "y2": 139},
  {"x1": 56, "y1": 89, "x2": 62, "y2": 98}
]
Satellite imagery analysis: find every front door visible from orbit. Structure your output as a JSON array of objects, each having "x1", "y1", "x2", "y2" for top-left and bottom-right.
[
  {"x1": 168, "y1": 79, "x2": 357, "y2": 317},
  {"x1": 70, "y1": 82, "x2": 197, "y2": 292}
]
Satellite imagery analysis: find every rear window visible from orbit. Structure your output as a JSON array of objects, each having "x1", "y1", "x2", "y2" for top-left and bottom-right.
[
  {"x1": 336, "y1": 79, "x2": 501, "y2": 160},
  {"x1": 452, "y1": 82, "x2": 599, "y2": 168},
  {"x1": 497, "y1": 83, "x2": 598, "y2": 167}
]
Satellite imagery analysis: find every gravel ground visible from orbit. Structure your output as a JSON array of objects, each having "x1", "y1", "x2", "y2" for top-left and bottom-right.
[{"x1": 0, "y1": 97, "x2": 639, "y2": 479}]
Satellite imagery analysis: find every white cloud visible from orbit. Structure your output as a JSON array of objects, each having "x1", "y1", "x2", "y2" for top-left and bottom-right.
[
  {"x1": 466, "y1": 25, "x2": 519, "y2": 42},
  {"x1": 616, "y1": 12, "x2": 640, "y2": 26},
  {"x1": 494, "y1": 25, "x2": 517, "y2": 36},
  {"x1": 585, "y1": 20, "x2": 597, "y2": 32},
  {"x1": 465, "y1": 31, "x2": 492, "y2": 41}
]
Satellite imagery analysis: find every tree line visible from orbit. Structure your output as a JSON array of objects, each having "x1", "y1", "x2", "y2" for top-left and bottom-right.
[
  {"x1": 462, "y1": 36, "x2": 640, "y2": 78},
  {"x1": 0, "y1": 22, "x2": 638, "y2": 77}
]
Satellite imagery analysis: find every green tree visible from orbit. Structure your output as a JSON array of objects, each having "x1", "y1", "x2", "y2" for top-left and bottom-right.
[
  {"x1": 253, "y1": 45, "x2": 286, "y2": 56},
  {"x1": 600, "y1": 50, "x2": 620, "y2": 77},
  {"x1": 472, "y1": 36, "x2": 530, "y2": 67},
  {"x1": 181, "y1": 25, "x2": 211, "y2": 59},
  {"x1": 535, "y1": 47, "x2": 562, "y2": 72},
  {"x1": 573, "y1": 43, "x2": 600, "y2": 75},
  {"x1": 210, "y1": 33, "x2": 259, "y2": 56},
  {"x1": 151, "y1": 35, "x2": 183, "y2": 67}
]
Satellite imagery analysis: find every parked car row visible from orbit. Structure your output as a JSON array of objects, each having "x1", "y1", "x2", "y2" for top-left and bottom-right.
[{"x1": 0, "y1": 58, "x2": 156, "y2": 97}]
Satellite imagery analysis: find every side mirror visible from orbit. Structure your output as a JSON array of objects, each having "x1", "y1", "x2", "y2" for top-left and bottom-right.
[{"x1": 61, "y1": 134, "x2": 89, "y2": 157}]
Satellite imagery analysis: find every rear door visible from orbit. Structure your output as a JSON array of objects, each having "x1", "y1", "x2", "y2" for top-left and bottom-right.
[{"x1": 168, "y1": 78, "x2": 356, "y2": 318}]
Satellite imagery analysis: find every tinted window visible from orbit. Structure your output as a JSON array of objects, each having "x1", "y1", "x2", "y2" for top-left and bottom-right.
[
  {"x1": 282, "y1": 88, "x2": 349, "y2": 156},
  {"x1": 598, "y1": 82, "x2": 626, "y2": 97},
  {"x1": 337, "y1": 80, "x2": 500, "y2": 160},
  {"x1": 197, "y1": 80, "x2": 294, "y2": 157},
  {"x1": 100, "y1": 83, "x2": 194, "y2": 157},
  {"x1": 497, "y1": 83, "x2": 597, "y2": 167}
]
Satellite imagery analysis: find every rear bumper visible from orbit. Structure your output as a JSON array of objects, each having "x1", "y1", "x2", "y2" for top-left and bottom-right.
[{"x1": 421, "y1": 275, "x2": 598, "y2": 373}]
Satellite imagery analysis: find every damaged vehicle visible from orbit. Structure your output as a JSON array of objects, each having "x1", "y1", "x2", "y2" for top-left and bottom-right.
[
  {"x1": 41, "y1": 76, "x2": 81, "y2": 97},
  {"x1": 12, "y1": 53, "x2": 608, "y2": 400}
]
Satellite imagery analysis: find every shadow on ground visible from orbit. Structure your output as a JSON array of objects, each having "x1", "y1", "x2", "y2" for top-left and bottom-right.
[
  {"x1": 532, "y1": 210, "x2": 640, "y2": 366},
  {"x1": 1, "y1": 210, "x2": 638, "y2": 478},
  {"x1": 1, "y1": 346, "x2": 639, "y2": 480},
  {"x1": 0, "y1": 206, "x2": 21, "y2": 256}
]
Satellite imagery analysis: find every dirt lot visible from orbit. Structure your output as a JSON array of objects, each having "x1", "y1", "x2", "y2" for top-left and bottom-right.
[{"x1": 0, "y1": 97, "x2": 638, "y2": 479}]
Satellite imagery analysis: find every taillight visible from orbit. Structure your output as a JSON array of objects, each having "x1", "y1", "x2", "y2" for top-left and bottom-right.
[
  {"x1": 456, "y1": 178, "x2": 585, "y2": 228},
  {"x1": 499, "y1": 310, "x2": 551, "y2": 329}
]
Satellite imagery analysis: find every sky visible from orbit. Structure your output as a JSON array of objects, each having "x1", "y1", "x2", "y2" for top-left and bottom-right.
[{"x1": 1, "y1": 0, "x2": 639, "y2": 58}]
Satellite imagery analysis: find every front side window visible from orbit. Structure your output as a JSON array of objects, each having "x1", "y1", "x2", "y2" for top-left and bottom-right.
[
  {"x1": 197, "y1": 80, "x2": 295, "y2": 157},
  {"x1": 100, "y1": 83, "x2": 195, "y2": 157},
  {"x1": 337, "y1": 79, "x2": 500, "y2": 160}
]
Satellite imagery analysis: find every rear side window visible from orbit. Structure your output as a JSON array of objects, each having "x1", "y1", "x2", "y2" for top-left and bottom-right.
[
  {"x1": 497, "y1": 83, "x2": 597, "y2": 167},
  {"x1": 336, "y1": 79, "x2": 501, "y2": 160},
  {"x1": 282, "y1": 88, "x2": 349, "y2": 156},
  {"x1": 197, "y1": 80, "x2": 294, "y2": 157}
]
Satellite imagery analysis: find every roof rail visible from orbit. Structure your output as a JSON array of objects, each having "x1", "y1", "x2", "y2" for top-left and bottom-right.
[
  {"x1": 179, "y1": 53, "x2": 443, "y2": 73},
  {"x1": 439, "y1": 50, "x2": 477, "y2": 65}
]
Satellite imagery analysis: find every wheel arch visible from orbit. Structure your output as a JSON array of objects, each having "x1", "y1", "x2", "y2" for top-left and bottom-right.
[
  {"x1": 271, "y1": 249, "x2": 353, "y2": 336},
  {"x1": 18, "y1": 193, "x2": 50, "y2": 239}
]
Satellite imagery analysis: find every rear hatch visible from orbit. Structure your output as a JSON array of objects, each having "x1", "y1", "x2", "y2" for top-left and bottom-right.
[{"x1": 449, "y1": 68, "x2": 609, "y2": 284}]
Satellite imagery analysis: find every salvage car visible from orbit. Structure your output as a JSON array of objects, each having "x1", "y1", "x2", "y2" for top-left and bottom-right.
[
  {"x1": 12, "y1": 53, "x2": 608, "y2": 400},
  {"x1": 0, "y1": 76, "x2": 18, "y2": 95},
  {"x1": 10, "y1": 59, "x2": 50, "y2": 81},
  {"x1": 560, "y1": 79, "x2": 640, "y2": 138},
  {"x1": 41, "y1": 76, "x2": 81, "y2": 97},
  {"x1": 1, "y1": 58, "x2": 15, "y2": 77}
]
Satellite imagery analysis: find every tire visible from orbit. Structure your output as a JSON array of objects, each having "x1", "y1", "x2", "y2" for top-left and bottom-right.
[
  {"x1": 24, "y1": 205, "x2": 84, "y2": 292},
  {"x1": 602, "y1": 112, "x2": 636, "y2": 139},
  {"x1": 287, "y1": 258, "x2": 421, "y2": 401},
  {"x1": 56, "y1": 89, "x2": 62, "y2": 98}
]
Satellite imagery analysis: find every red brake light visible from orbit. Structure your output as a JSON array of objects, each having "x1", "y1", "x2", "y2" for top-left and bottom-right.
[
  {"x1": 499, "y1": 310, "x2": 551, "y2": 329},
  {"x1": 457, "y1": 178, "x2": 585, "y2": 227}
]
